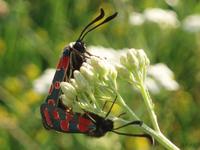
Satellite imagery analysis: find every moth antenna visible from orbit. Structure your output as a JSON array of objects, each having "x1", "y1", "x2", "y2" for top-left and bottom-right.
[
  {"x1": 80, "y1": 12, "x2": 118, "y2": 41},
  {"x1": 77, "y1": 8, "x2": 105, "y2": 40},
  {"x1": 111, "y1": 130, "x2": 154, "y2": 145},
  {"x1": 104, "y1": 95, "x2": 117, "y2": 119}
]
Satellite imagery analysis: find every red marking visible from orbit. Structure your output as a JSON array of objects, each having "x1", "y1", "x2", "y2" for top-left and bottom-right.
[
  {"x1": 62, "y1": 56, "x2": 69, "y2": 69},
  {"x1": 60, "y1": 112, "x2": 73, "y2": 131},
  {"x1": 66, "y1": 112, "x2": 73, "y2": 122},
  {"x1": 44, "y1": 108, "x2": 53, "y2": 127},
  {"x1": 48, "y1": 99, "x2": 55, "y2": 106},
  {"x1": 48, "y1": 84, "x2": 53, "y2": 94},
  {"x1": 78, "y1": 116, "x2": 93, "y2": 132},
  {"x1": 54, "y1": 81, "x2": 60, "y2": 89},
  {"x1": 53, "y1": 110, "x2": 60, "y2": 120},
  {"x1": 60, "y1": 120, "x2": 69, "y2": 131},
  {"x1": 57, "y1": 56, "x2": 69, "y2": 70}
]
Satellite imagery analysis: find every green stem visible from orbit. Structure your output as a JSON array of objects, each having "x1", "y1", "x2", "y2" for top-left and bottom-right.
[
  {"x1": 88, "y1": 92, "x2": 101, "y2": 111},
  {"x1": 118, "y1": 113, "x2": 180, "y2": 150},
  {"x1": 115, "y1": 92, "x2": 139, "y2": 120},
  {"x1": 140, "y1": 83, "x2": 160, "y2": 132},
  {"x1": 127, "y1": 73, "x2": 180, "y2": 149},
  {"x1": 141, "y1": 124, "x2": 180, "y2": 150},
  {"x1": 138, "y1": 82, "x2": 180, "y2": 149}
]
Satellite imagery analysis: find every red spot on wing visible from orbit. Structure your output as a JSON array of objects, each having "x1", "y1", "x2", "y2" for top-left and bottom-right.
[
  {"x1": 78, "y1": 116, "x2": 93, "y2": 132},
  {"x1": 57, "y1": 56, "x2": 70, "y2": 70},
  {"x1": 60, "y1": 112, "x2": 73, "y2": 131},
  {"x1": 44, "y1": 108, "x2": 53, "y2": 127},
  {"x1": 48, "y1": 99, "x2": 55, "y2": 106},
  {"x1": 60, "y1": 120, "x2": 69, "y2": 131},
  {"x1": 54, "y1": 81, "x2": 60, "y2": 89},
  {"x1": 65, "y1": 112, "x2": 73, "y2": 121},
  {"x1": 62, "y1": 56, "x2": 70, "y2": 69},
  {"x1": 53, "y1": 110, "x2": 60, "y2": 120}
]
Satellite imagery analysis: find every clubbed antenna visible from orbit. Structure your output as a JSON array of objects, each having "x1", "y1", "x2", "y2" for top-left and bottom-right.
[
  {"x1": 77, "y1": 8, "x2": 118, "y2": 41},
  {"x1": 80, "y1": 12, "x2": 118, "y2": 41},
  {"x1": 77, "y1": 8, "x2": 105, "y2": 40}
]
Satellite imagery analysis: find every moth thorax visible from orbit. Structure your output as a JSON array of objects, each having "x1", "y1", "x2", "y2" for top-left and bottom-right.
[{"x1": 73, "y1": 40, "x2": 86, "y2": 53}]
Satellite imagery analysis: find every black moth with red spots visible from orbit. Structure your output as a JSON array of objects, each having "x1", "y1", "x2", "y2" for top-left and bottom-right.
[
  {"x1": 39, "y1": 8, "x2": 154, "y2": 145},
  {"x1": 40, "y1": 8, "x2": 118, "y2": 134}
]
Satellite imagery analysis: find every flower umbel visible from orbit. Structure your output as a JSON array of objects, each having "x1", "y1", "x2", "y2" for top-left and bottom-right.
[
  {"x1": 61, "y1": 48, "x2": 180, "y2": 150},
  {"x1": 118, "y1": 49, "x2": 149, "y2": 87}
]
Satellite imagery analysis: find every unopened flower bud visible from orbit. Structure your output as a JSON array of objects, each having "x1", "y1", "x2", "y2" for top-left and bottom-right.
[
  {"x1": 137, "y1": 49, "x2": 150, "y2": 68},
  {"x1": 90, "y1": 56, "x2": 108, "y2": 78},
  {"x1": 90, "y1": 56, "x2": 99, "y2": 66},
  {"x1": 69, "y1": 79, "x2": 78, "y2": 89},
  {"x1": 80, "y1": 66, "x2": 95, "y2": 81},
  {"x1": 60, "y1": 82, "x2": 77, "y2": 100},
  {"x1": 127, "y1": 49, "x2": 139, "y2": 71},
  {"x1": 60, "y1": 94, "x2": 73, "y2": 108},
  {"x1": 74, "y1": 70, "x2": 90, "y2": 91}
]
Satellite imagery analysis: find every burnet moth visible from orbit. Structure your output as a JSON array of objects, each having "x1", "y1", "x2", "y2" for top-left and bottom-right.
[
  {"x1": 40, "y1": 8, "x2": 153, "y2": 144},
  {"x1": 40, "y1": 8, "x2": 118, "y2": 133}
]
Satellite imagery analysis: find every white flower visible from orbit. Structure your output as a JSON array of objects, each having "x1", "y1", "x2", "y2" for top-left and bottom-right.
[
  {"x1": 60, "y1": 82, "x2": 77, "y2": 101},
  {"x1": 33, "y1": 68, "x2": 55, "y2": 94},
  {"x1": 73, "y1": 70, "x2": 90, "y2": 91},
  {"x1": 146, "y1": 63, "x2": 179, "y2": 94},
  {"x1": 80, "y1": 65, "x2": 96, "y2": 81},
  {"x1": 182, "y1": 14, "x2": 200, "y2": 33},
  {"x1": 145, "y1": 77, "x2": 160, "y2": 94},
  {"x1": 89, "y1": 45, "x2": 141, "y2": 66},
  {"x1": 144, "y1": 8, "x2": 180, "y2": 28},
  {"x1": 129, "y1": 12, "x2": 145, "y2": 26},
  {"x1": 88, "y1": 46, "x2": 125, "y2": 65},
  {"x1": 165, "y1": 0, "x2": 179, "y2": 7},
  {"x1": 83, "y1": 46, "x2": 180, "y2": 95}
]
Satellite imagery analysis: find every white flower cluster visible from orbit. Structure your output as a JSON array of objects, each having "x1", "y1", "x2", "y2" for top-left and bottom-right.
[
  {"x1": 60, "y1": 56, "x2": 117, "y2": 114},
  {"x1": 60, "y1": 48, "x2": 151, "y2": 116},
  {"x1": 146, "y1": 63, "x2": 179, "y2": 94},
  {"x1": 117, "y1": 49, "x2": 150, "y2": 87},
  {"x1": 182, "y1": 14, "x2": 200, "y2": 33},
  {"x1": 129, "y1": 8, "x2": 180, "y2": 29},
  {"x1": 88, "y1": 46, "x2": 179, "y2": 94},
  {"x1": 33, "y1": 69, "x2": 55, "y2": 94}
]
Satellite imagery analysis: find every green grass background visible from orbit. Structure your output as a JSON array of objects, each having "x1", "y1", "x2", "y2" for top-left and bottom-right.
[{"x1": 0, "y1": 0, "x2": 200, "y2": 149}]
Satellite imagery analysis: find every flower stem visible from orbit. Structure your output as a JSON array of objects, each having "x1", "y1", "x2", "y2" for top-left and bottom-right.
[
  {"x1": 127, "y1": 73, "x2": 180, "y2": 149},
  {"x1": 139, "y1": 83, "x2": 160, "y2": 132},
  {"x1": 138, "y1": 82, "x2": 180, "y2": 149},
  {"x1": 115, "y1": 92, "x2": 139, "y2": 120},
  {"x1": 141, "y1": 124, "x2": 180, "y2": 150}
]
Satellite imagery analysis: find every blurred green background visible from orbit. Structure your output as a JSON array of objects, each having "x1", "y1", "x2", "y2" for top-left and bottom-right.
[{"x1": 0, "y1": 0, "x2": 200, "y2": 149}]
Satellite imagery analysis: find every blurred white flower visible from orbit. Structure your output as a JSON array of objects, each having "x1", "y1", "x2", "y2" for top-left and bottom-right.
[
  {"x1": 33, "y1": 68, "x2": 55, "y2": 94},
  {"x1": 145, "y1": 77, "x2": 160, "y2": 94},
  {"x1": 129, "y1": 8, "x2": 180, "y2": 29},
  {"x1": 182, "y1": 14, "x2": 200, "y2": 33},
  {"x1": 88, "y1": 46, "x2": 128, "y2": 65},
  {"x1": 146, "y1": 63, "x2": 179, "y2": 94},
  {"x1": 129, "y1": 12, "x2": 145, "y2": 26},
  {"x1": 144, "y1": 8, "x2": 180, "y2": 28},
  {"x1": 165, "y1": 0, "x2": 179, "y2": 7}
]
